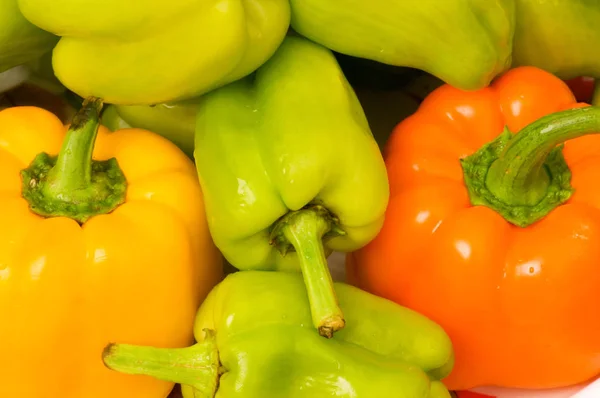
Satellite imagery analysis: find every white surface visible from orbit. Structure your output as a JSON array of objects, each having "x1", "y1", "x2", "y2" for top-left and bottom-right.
[
  {"x1": 472, "y1": 383, "x2": 589, "y2": 398},
  {"x1": 571, "y1": 378, "x2": 600, "y2": 397}
]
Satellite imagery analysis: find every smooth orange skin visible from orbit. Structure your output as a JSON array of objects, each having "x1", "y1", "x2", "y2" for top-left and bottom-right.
[
  {"x1": 0, "y1": 107, "x2": 223, "y2": 398},
  {"x1": 347, "y1": 66, "x2": 600, "y2": 391}
]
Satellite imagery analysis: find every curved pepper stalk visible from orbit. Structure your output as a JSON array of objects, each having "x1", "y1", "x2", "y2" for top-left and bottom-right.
[{"x1": 462, "y1": 106, "x2": 600, "y2": 227}]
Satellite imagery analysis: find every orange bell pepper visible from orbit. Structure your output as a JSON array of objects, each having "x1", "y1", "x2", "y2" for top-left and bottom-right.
[
  {"x1": 0, "y1": 98, "x2": 223, "y2": 397},
  {"x1": 347, "y1": 66, "x2": 600, "y2": 391}
]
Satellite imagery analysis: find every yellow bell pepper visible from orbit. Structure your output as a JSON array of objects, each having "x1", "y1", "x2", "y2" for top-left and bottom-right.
[{"x1": 0, "y1": 98, "x2": 223, "y2": 398}]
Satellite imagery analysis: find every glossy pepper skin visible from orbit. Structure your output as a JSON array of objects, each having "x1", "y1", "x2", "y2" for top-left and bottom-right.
[
  {"x1": 194, "y1": 36, "x2": 389, "y2": 337},
  {"x1": 103, "y1": 271, "x2": 454, "y2": 398},
  {"x1": 0, "y1": 0, "x2": 57, "y2": 74},
  {"x1": 0, "y1": 100, "x2": 222, "y2": 397},
  {"x1": 512, "y1": 1, "x2": 600, "y2": 80},
  {"x1": 347, "y1": 66, "x2": 600, "y2": 390},
  {"x1": 17, "y1": 0, "x2": 290, "y2": 105},
  {"x1": 102, "y1": 100, "x2": 199, "y2": 158},
  {"x1": 289, "y1": 0, "x2": 514, "y2": 91}
]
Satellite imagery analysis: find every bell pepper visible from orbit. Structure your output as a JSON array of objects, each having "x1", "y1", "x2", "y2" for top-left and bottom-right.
[
  {"x1": 102, "y1": 271, "x2": 455, "y2": 398},
  {"x1": 288, "y1": 0, "x2": 514, "y2": 91},
  {"x1": 512, "y1": 1, "x2": 600, "y2": 80},
  {"x1": 0, "y1": 98, "x2": 223, "y2": 397},
  {"x1": 194, "y1": 35, "x2": 389, "y2": 337},
  {"x1": 347, "y1": 66, "x2": 600, "y2": 390},
  {"x1": 0, "y1": 0, "x2": 57, "y2": 74},
  {"x1": 17, "y1": 0, "x2": 291, "y2": 105},
  {"x1": 102, "y1": 100, "x2": 199, "y2": 158}
]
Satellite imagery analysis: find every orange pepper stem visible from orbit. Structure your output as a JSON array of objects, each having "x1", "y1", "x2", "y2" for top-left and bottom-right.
[
  {"x1": 461, "y1": 106, "x2": 600, "y2": 228},
  {"x1": 102, "y1": 329, "x2": 221, "y2": 397},
  {"x1": 20, "y1": 96, "x2": 127, "y2": 223},
  {"x1": 269, "y1": 205, "x2": 346, "y2": 338}
]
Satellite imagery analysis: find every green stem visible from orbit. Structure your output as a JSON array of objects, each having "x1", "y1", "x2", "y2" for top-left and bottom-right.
[
  {"x1": 45, "y1": 97, "x2": 102, "y2": 196},
  {"x1": 461, "y1": 106, "x2": 600, "y2": 227},
  {"x1": 102, "y1": 329, "x2": 220, "y2": 398},
  {"x1": 270, "y1": 205, "x2": 346, "y2": 338},
  {"x1": 21, "y1": 96, "x2": 127, "y2": 223}
]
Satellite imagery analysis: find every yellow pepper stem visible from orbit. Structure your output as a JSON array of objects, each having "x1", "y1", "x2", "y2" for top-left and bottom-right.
[
  {"x1": 21, "y1": 96, "x2": 127, "y2": 223},
  {"x1": 270, "y1": 205, "x2": 346, "y2": 338}
]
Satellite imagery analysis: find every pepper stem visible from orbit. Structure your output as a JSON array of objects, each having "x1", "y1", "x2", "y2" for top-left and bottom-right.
[
  {"x1": 270, "y1": 205, "x2": 346, "y2": 338},
  {"x1": 461, "y1": 106, "x2": 600, "y2": 227},
  {"x1": 102, "y1": 329, "x2": 220, "y2": 398},
  {"x1": 21, "y1": 96, "x2": 127, "y2": 223},
  {"x1": 45, "y1": 97, "x2": 102, "y2": 196}
]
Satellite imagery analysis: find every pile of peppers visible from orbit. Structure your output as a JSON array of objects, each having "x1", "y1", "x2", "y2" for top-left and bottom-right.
[{"x1": 3, "y1": 1, "x2": 600, "y2": 397}]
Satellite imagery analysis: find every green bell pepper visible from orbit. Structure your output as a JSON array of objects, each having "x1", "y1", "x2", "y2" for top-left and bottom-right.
[
  {"x1": 0, "y1": 0, "x2": 57, "y2": 74},
  {"x1": 511, "y1": 0, "x2": 600, "y2": 80},
  {"x1": 17, "y1": 0, "x2": 291, "y2": 105},
  {"x1": 103, "y1": 271, "x2": 455, "y2": 398},
  {"x1": 102, "y1": 100, "x2": 199, "y2": 158},
  {"x1": 194, "y1": 35, "x2": 389, "y2": 337},
  {"x1": 288, "y1": 0, "x2": 514, "y2": 91}
]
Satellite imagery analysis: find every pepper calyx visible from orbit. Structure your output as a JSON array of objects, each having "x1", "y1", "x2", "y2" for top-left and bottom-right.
[
  {"x1": 20, "y1": 97, "x2": 127, "y2": 223},
  {"x1": 269, "y1": 204, "x2": 346, "y2": 255},
  {"x1": 461, "y1": 127, "x2": 573, "y2": 228}
]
